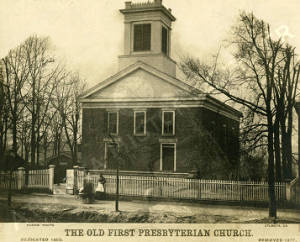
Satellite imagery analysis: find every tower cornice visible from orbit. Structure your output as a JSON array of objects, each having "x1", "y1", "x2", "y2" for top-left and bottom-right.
[{"x1": 120, "y1": 1, "x2": 176, "y2": 21}]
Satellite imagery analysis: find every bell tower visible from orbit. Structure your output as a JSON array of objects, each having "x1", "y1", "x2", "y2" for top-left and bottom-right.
[{"x1": 119, "y1": 0, "x2": 177, "y2": 77}]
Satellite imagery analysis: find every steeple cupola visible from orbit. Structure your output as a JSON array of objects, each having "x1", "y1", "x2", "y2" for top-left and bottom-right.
[{"x1": 119, "y1": 0, "x2": 177, "y2": 77}]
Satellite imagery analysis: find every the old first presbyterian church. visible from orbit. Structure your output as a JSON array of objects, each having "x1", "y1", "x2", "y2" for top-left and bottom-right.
[{"x1": 80, "y1": 0, "x2": 242, "y2": 179}]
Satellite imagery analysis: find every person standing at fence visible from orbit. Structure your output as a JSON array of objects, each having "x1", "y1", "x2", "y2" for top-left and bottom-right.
[
  {"x1": 99, "y1": 174, "x2": 106, "y2": 192},
  {"x1": 96, "y1": 174, "x2": 106, "y2": 199}
]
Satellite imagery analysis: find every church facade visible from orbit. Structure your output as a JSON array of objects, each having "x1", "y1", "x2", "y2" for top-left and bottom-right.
[{"x1": 80, "y1": 0, "x2": 242, "y2": 178}]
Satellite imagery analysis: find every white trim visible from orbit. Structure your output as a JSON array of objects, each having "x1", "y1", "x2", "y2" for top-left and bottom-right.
[
  {"x1": 82, "y1": 102, "x2": 241, "y2": 122},
  {"x1": 160, "y1": 143, "x2": 162, "y2": 171},
  {"x1": 107, "y1": 111, "x2": 119, "y2": 135},
  {"x1": 132, "y1": 22, "x2": 152, "y2": 53},
  {"x1": 133, "y1": 110, "x2": 147, "y2": 136},
  {"x1": 81, "y1": 97, "x2": 203, "y2": 103},
  {"x1": 162, "y1": 110, "x2": 175, "y2": 136},
  {"x1": 174, "y1": 143, "x2": 177, "y2": 172},
  {"x1": 103, "y1": 137, "x2": 121, "y2": 142},
  {"x1": 160, "y1": 143, "x2": 176, "y2": 172},
  {"x1": 161, "y1": 24, "x2": 169, "y2": 56},
  {"x1": 159, "y1": 138, "x2": 177, "y2": 143},
  {"x1": 104, "y1": 142, "x2": 107, "y2": 169}
]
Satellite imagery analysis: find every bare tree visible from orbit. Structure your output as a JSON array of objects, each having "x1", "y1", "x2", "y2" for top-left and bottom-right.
[
  {"x1": 275, "y1": 46, "x2": 300, "y2": 180},
  {"x1": 180, "y1": 12, "x2": 300, "y2": 218},
  {"x1": 53, "y1": 72, "x2": 86, "y2": 165},
  {"x1": 1, "y1": 45, "x2": 29, "y2": 157},
  {"x1": 19, "y1": 36, "x2": 66, "y2": 166},
  {"x1": 0, "y1": 64, "x2": 9, "y2": 161}
]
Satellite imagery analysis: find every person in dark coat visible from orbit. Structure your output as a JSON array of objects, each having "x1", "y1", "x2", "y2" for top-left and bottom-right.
[{"x1": 98, "y1": 174, "x2": 106, "y2": 191}]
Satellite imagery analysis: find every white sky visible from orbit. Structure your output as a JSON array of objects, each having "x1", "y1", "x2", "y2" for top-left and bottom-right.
[
  {"x1": 0, "y1": 0, "x2": 300, "y2": 87},
  {"x1": 1, "y1": 0, "x2": 300, "y2": 155}
]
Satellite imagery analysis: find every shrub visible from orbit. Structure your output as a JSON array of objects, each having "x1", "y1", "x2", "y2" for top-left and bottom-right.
[{"x1": 80, "y1": 181, "x2": 95, "y2": 204}]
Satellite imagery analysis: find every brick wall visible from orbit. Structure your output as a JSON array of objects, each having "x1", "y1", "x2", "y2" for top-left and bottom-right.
[{"x1": 81, "y1": 107, "x2": 240, "y2": 178}]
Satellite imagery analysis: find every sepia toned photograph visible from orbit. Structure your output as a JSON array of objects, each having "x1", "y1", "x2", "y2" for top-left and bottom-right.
[{"x1": 0, "y1": 0, "x2": 300, "y2": 240}]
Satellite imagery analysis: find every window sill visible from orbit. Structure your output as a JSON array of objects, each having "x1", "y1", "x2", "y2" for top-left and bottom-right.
[
  {"x1": 103, "y1": 137, "x2": 121, "y2": 142},
  {"x1": 159, "y1": 138, "x2": 177, "y2": 143}
]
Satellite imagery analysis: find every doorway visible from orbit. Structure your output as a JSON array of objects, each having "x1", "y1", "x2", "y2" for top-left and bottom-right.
[{"x1": 161, "y1": 143, "x2": 176, "y2": 172}]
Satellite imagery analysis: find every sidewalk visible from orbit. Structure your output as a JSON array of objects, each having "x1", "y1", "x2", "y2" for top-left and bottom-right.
[{"x1": 0, "y1": 192, "x2": 300, "y2": 223}]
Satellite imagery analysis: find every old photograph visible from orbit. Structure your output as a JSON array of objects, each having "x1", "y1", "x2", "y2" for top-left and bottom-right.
[{"x1": 0, "y1": 0, "x2": 300, "y2": 241}]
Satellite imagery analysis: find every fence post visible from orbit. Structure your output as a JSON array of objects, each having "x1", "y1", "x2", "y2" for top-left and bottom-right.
[
  {"x1": 285, "y1": 181, "x2": 291, "y2": 201},
  {"x1": 49, "y1": 165, "x2": 55, "y2": 194},
  {"x1": 17, "y1": 167, "x2": 25, "y2": 191},
  {"x1": 73, "y1": 166, "x2": 79, "y2": 195},
  {"x1": 286, "y1": 177, "x2": 298, "y2": 202}
]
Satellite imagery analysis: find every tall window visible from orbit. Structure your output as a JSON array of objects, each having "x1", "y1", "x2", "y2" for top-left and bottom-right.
[
  {"x1": 134, "y1": 24, "x2": 151, "y2": 51},
  {"x1": 108, "y1": 112, "x2": 118, "y2": 135},
  {"x1": 161, "y1": 26, "x2": 168, "y2": 55},
  {"x1": 162, "y1": 111, "x2": 175, "y2": 135},
  {"x1": 134, "y1": 111, "x2": 146, "y2": 135}
]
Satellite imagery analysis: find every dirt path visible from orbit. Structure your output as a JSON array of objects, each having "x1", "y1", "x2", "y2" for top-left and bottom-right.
[{"x1": 0, "y1": 193, "x2": 300, "y2": 223}]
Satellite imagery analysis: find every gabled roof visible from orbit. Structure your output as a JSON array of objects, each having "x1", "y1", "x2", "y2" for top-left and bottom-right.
[
  {"x1": 46, "y1": 152, "x2": 72, "y2": 162},
  {"x1": 80, "y1": 61, "x2": 242, "y2": 121},
  {"x1": 80, "y1": 61, "x2": 202, "y2": 100}
]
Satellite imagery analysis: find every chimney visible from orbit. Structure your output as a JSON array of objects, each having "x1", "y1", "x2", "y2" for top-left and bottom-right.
[{"x1": 125, "y1": 1, "x2": 132, "y2": 9}]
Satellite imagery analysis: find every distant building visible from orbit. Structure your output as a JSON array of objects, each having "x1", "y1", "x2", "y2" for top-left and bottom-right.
[
  {"x1": 47, "y1": 152, "x2": 74, "y2": 183},
  {"x1": 80, "y1": 0, "x2": 242, "y2": 178}
]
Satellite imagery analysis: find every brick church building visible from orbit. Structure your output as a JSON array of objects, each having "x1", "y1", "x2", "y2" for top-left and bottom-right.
[{"x1": 80, "y1": 0, "x2": 242, "y2": 178}]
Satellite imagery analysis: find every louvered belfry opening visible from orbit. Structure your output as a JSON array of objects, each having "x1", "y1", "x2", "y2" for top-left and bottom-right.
[{"x1": 133, "y1": 24, "x2": 151, "y2": 51}]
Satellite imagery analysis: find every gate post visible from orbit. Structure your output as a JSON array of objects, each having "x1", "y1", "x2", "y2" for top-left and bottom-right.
[
  {"x1": 285, "y1": 182, "x2": 291, "y2": 201},
  {"x1": 287, "y1": 177, "x2": 299, "y2": 202},
  {"x1": 66, "y1": 169, "x2": 75, "y2": 194},
  {"x1": 49, "y1": 165, "x2": 55, "y2": 194},
  {"x1": 17, "y1": 167, "x2": 25, "y2": 191}
]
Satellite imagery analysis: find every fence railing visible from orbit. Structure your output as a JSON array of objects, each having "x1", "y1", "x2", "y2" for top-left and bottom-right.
[
  {"x1": 27, "y1": 169, "x2": 50, "y2": 188},
  {"x1": 0, "y1": 171, "x2": 18, "y2": 190},
  {"x1": 82, "y1": 173, "x2": 288, "y2": 203},
  {"x1": 0, "y1": 165, "x2": 55, "y2": 193}
]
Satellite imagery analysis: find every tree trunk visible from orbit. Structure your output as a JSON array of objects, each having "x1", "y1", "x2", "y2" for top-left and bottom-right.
[
  {"x1": 298, "y1": 113, "x2": 300, "y2": 179},
  {"x1": 273, "y1": 118, "x2": 281, "y2": 181},
  {"x1": 267, "y1": 102, "x2": 276, "y2": 218},
  {"x1": 31, "y1": 125, "x2": 36, "y2": 167},
  {"x1": 43, "y1": 136, "x2": 48, "y2": 168},
  {"x1": 31, "y1": 76, "x2": 36, "y2": 167},
  {"x1": 280, "y1": 127, "x2": 288, "y2": 180},
  {"x1": 8, "y1": 170, "x2": 12, "y2": 207},
  {"x1": 286, "y1": 109, "x2": 293, "y2": 179},
  {"x1": 12, "y1": 113, "x2": 18, "y2": 156}
]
